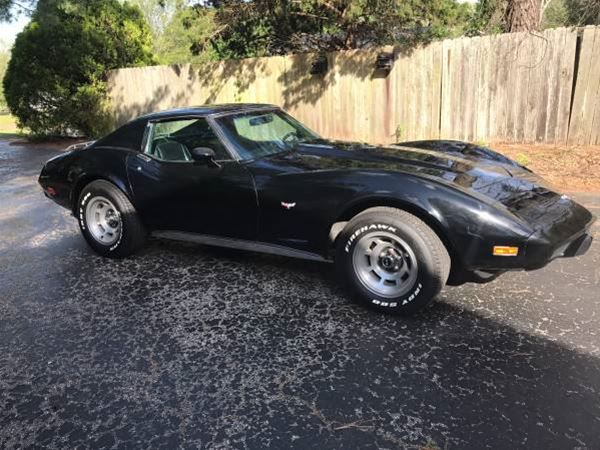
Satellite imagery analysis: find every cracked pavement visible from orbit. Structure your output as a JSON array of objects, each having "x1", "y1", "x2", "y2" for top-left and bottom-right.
[{"x1": 1, "y1": 138, "x2": 599, "y2": 449}]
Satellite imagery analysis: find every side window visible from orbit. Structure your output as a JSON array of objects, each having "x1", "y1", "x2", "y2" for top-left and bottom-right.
[
  {"x1": 96, "y1": 120, "x2": 146, "y2": 150},
  {"x1": 144, "y1": 118, "x2": 231, "y2": 162}
]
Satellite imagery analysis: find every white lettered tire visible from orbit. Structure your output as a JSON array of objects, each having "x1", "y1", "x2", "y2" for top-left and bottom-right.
[
  {"x1": 335, "y1": 207, "x2": 450, "y2": 315},
  {"x1": 78, "y1": 180, "x2": 145, "y2": 258}
]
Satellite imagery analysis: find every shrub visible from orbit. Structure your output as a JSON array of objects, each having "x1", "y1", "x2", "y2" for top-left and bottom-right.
[
  {"x1": 2, "y1": 0, "x2": 155, "y2": 137},
  {"x1": 0, "y1": 43, "x2": 8, "y2": 112}
]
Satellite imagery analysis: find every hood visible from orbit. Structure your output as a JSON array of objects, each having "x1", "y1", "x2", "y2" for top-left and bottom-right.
[
  {"x1": 264, "y1": 139, "x2": 565, "y2": 221},
  {"x1": 288, "y1": 139, "x2": 547, "y2": 191}
]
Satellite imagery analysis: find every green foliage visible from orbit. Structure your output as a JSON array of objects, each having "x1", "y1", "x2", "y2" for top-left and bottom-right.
[
  {"x1": 123, "y1": 1, "x2": 218, "y2": 65},
  {"x1": 0, "y1": 42, "x2": 9, "y2": 111},
  {"x1": 154, "y1": 6, "x2": 217, "y2": 64},
  {"x1": 0, "y1": 0, "x2": 9, "y2": 19},
  {"x1": 515, "y1": 153, "x2": 530, "y2": 166},
  {"x1": 0, "y1": 0, "x2": 35, "y2": 21},
  {"x1": 127, "y1": 0, "x2": 183, "y2": 37},
  {"x1": 394, "y1": 124, "x2": 404, "y2": 141},
  {"x1": 2, "y1": 0, "x2": 155, "y2": 137},
  {"x1": 562, "y1": 0, "x2": 600, "y2": 25},
  {"x1": 199, "y1": 0, "x2": 474, "y2": 59},
  {"x1": 542, "y1": 0, "x2": 570, "y2": 28},
  {"x1": 465, "y1": 0, "x2": 508, "y2": 34},
  {"x1": 469, "y1": 0, "x2": 599, "y2": 33}
]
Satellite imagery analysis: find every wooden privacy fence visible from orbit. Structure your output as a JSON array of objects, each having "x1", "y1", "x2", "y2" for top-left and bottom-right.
[{"x1": 107, "y1": 26, "x2": 600, "y2": 146}]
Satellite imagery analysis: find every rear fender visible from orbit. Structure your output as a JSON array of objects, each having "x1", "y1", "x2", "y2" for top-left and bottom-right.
[{"x1": 69, "y1": 147, "x2": 136, "y2": 214}]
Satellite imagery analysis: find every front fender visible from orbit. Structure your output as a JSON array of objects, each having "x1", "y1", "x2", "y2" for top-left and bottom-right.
[{"x1": 328, "y1": 171, "x2": 533, "y2": 271}]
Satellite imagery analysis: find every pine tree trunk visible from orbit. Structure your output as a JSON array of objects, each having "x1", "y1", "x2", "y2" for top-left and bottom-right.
[{"x1": 506, "y1": 0, "x2": 541, "y2": 31}]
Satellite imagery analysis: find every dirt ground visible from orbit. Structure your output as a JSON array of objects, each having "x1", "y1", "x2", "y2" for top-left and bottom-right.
[{"x1": 495, "y1": 143, "x2": 600, "y2": 192}]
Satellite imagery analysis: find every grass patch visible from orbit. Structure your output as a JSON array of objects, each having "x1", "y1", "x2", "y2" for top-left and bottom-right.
[
  {"x1": 0, "y1": 113, "x2": 27, "y2": 139},
  {"x1": 515, "y1": 153, "x2": 531, "y2": 166}
]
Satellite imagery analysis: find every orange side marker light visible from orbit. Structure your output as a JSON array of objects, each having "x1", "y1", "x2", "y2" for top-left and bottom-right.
[{"x1": 493, "y1": 246, "x2": 519, "y2": 256}]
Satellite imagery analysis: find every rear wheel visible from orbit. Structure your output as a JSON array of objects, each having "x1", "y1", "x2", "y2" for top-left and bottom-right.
[
  {"x1": 335, "y1": 207, "x2": 450, "y2": 315},
  {"x1": 78, "y1": 180, "x2": 145, "y2": 258}
]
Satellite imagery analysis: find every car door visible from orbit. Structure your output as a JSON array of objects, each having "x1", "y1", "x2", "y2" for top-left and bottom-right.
[{"x1": 126, "y1": 116, "x2": 258, "y2": 240}]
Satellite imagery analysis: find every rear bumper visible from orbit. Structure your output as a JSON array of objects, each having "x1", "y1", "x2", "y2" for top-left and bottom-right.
[{"x1": 39, "y1": 174, "x2": 72, "y2": 210}]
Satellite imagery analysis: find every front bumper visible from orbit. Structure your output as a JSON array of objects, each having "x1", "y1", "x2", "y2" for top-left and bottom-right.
[
  {"x1": 563, "y1": 232, "x2": 593, "y2": 257},
  {"x1": 523, "y1": 215, "x2": 596, "y2": 270},
  {"x1": 463, "y1": 197, "x2": 595, "y2": 272}
]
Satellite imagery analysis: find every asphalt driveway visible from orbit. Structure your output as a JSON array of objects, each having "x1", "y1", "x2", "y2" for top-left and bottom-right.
[{"x1": 1, "y1": 138, "x2": 599, "y2": 449}]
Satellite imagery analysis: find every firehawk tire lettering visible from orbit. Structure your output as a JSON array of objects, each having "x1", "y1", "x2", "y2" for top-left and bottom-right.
[
  {"x1": 344, "y1": 223, "x2": 397, "y2": 253},
  {"x1": 79, "y1": 192, "x2": 91, "y2": 230},
  {"x1": 336, "y1": 207, "x2": 450, "y2": 315},
  {"x1": 372, "y1": 282, "x2": 422, "y2": 307}
]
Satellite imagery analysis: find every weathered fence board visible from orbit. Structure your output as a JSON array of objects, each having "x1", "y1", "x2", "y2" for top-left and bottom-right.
[
  {"x1": 494, "y1": 33, "x2": 511, "y2": 140},
  {"x1": 107, "y1": 26, "x2": 599, "y2": 146},
  {"x1": 569, "y1": 27, "x2": 600, "y2": 145}
]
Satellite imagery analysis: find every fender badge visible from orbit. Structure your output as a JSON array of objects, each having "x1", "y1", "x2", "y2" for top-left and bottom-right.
[{"x1": 281, "y1": 202, "x2": 296, "y2": 210}]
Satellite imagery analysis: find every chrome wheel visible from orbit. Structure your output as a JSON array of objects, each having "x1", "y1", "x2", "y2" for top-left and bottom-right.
[
  {"x1": 85, "y1": 196, "x2": 122, "y2": 246},
  {"x1": 352, "y1": 231, "x2": 418, "y2": 298}
]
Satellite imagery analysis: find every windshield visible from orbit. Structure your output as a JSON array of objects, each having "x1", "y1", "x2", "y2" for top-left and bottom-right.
[{"x1": 214, "y1": 109, "x2": 320, "y2": 160}]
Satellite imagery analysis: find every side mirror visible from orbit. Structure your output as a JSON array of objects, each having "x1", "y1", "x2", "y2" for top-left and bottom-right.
[{"x1": 191, "y1": 147, "x2": 217, "y2": 165}]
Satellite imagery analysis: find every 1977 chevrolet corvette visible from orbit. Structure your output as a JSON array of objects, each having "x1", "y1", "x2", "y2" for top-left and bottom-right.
[{"x1": 39, "y1": 104, "x2": 595, "y2": 314}]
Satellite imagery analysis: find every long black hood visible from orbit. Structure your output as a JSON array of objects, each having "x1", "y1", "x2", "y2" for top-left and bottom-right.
[
  {"x1": 258, "y1": 139, "x2": 587, "y2": 229},
  {"x1": 287, "y1": 139, "x2": 545, "y2": 193}
]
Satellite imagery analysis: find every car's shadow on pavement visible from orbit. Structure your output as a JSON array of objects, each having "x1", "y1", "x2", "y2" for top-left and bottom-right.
[{"x1": 2, "y1": 228, "x2": 599, "y2": 448}]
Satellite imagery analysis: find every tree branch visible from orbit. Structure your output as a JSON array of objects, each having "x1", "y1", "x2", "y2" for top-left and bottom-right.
[
  {"x1": 291, "y1": 11, "x2": 329, "y2": 20},
  {"x1": 13, "y1": 1, "x2": 34, "y2": 13}
]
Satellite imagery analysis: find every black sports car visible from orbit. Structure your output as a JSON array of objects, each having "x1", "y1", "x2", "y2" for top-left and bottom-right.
[{"x1": 39, "y1": 104, "x2": 595, "y2": 314}]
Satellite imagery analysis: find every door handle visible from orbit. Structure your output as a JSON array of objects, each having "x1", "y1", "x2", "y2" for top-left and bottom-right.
[
  {"x1": 134, "y1": 153, "x2": 151, "y2": 172},
  {"x1": 136, "y1": 153, "x2": 151, "y2": 162}
]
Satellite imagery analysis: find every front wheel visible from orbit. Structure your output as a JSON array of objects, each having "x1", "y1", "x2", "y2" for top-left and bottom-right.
[
  {"x1": 78, "y1": 180, "x2": 146, "y2": 258},
  {"x1": 335, "y1": 207, "x2": 450, "y2": 315}
]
